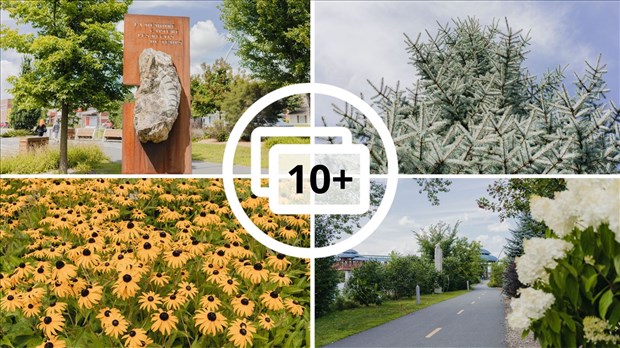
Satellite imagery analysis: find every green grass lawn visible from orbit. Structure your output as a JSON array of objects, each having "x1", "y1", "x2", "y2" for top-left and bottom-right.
[
  {"x1": 315, "y1": 290, "x2": 469, "y2": 347},
  {"x1": 92, "y1": 161, "x2": 122, "y2": 174},
  {"x1": 192, "y1": 142, "x2": 269, "y2": 168}
]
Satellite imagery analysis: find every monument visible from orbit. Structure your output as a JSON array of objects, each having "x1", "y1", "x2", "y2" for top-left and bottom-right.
[
  {"x1": 434, "y1": 244, "x2": 443, "y2": 293},
  {"x1": 122, "y1": 14, "x2": 191, "y2": 173}
]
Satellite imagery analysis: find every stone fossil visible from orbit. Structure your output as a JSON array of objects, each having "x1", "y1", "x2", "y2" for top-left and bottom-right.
[{"x1": 133, "y1": 48, "x2": 181, "y2": 143}]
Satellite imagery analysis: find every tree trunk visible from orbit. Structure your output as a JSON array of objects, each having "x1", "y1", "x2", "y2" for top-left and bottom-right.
[{"x1": 59, "y1": 103, "x2": 69, "y2": 173}]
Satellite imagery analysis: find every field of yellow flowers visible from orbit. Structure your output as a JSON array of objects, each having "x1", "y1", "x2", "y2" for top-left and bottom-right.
[{"x1": 0, "y1": 179, "x2": 310, "y2": 348}]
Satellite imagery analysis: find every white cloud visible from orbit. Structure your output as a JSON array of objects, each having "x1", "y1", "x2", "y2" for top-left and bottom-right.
[
  {"x1": 397, "y1": 215, "x2": 418, "y2": 227},
  {"x1": 1, "y1": 57, "x2": 20, "y2": 99},
  {"x1": 116, "y1": 20, "x2": 124, "y2": 33},
  {"x1": 189, "y1": 20, "x2": 229, "y2": 75},
  {"x1": 487, "y1": 221, "x2": 512, "y2": 233}
]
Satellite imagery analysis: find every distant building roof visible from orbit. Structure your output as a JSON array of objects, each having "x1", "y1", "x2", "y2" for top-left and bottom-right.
[{"x1": 480, "y1": 249, "x2": 498, "y2": 262}]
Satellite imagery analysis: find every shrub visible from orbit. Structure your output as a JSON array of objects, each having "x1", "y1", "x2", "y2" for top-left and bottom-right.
[
  {"x1": 502, "y1": 261, "x2": 523, "y2": 298},
  {"x1": 507, "y1": 179, "x2": 619, "y2": 347},
  {"x1": 191, "y1": 128, "x2": 205, "y2": 142},
  {"x1": 487, "y1": 261, "x2": 505, "y2": 288},
  {"x1": 0, "y1": 129, "x2": 33, "y2": 137},
  {"x1": 205, "y1": 120, "x2": 230, "y2": 142},
  {"x1": 265, "y1": 136, "x2": 310, "y2": 150},
  {"x1": 383, "y1": 255, "x2": 437, "y2": 298},
  {"x1": 345, "y1": 261, "x2": 384, "y2": 306},
  {"x1": 0, "y1": 144, "x2": 107, "y2": 174},
  {"x1": 334, "y1": 294, "x2": 360, "y2": 311}
]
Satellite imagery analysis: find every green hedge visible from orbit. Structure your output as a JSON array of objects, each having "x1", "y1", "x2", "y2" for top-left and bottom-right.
[{"x1": 0, "y1": 145, "x2": 108, "y2": 174}]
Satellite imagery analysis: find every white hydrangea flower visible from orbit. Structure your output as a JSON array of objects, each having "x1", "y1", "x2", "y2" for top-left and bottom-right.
[
  {"x1": 515, "y1": 238, "x2": 572, "y2": 285},
  {"x1": 529, "y1": 179, "x2": 620, "y2": 241},
  {"x1": 507, "y1": 288, "x2": 555, "y2": 331}
]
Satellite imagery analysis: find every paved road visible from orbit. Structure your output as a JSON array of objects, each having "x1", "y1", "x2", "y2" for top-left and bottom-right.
[
  {"x1": 325, "y1": 282, "x2": 505, "y2": 348},
  {"x1": 1, "y1": 137, "x2": 260, "y2": 174}
]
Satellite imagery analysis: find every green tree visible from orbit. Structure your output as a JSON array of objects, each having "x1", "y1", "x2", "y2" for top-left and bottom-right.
[
  {"x1": 414, "y1": 220, "x2": 460, "y2": 260},
  {"x1": 338, "y1": 17, "x2": 620, "y2": 174},
  {"x1": 345, "y1": 261, "x2": 384, "y2": 306},
  {"x1": 8, "y1": 56, "x2": 42, "y2": 131},
  {"x1": 383, "y1": 254, "x2": 437, "y2": 298},
  {"x1": 220, "y1": 0, "x2": 310, "y2": 88},
  {"x1": 191, "y1": 58, "x2": 235, "y2": 117},
  {"x1": 1, "y1": 0, "x2": 131, "y2": 173}
]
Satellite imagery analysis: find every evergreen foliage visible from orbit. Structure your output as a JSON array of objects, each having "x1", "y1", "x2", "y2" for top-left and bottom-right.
[
  {"x1": 338, "y1": 17, "x2": 620, "y2": 174},
  {"x1": 505, "y1": 213, "x2": 547, "y2": 259}
]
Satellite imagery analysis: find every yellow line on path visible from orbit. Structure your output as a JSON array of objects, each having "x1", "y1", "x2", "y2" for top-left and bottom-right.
[
  {"x1": 426, "y1": 328, "x2": 442, "y2": 338},
  {"x1": 471, "y1": 301, "x2": 476, "y2": 304},
  {"x1": 457, "y1": 309, "x2": 464, "y2": 315}
]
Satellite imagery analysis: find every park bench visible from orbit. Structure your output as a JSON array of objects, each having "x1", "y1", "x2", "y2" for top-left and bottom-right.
[
  {"x1": 19, "y1": 136, "x2": 49, "y2": 152},
  {"x1": 67, "y1": 128, "x2": 76, "y2": 139},
  {"x1": 75, "y1": 128, "x2": 96, "y2": 140},
  {"x1": 103, "y1": 129, "x2": 123, "y2": 141}
]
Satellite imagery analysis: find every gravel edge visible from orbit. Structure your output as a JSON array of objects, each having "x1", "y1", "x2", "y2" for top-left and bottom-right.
[{"x1": 503, "y1": 296, "x2": 540, "y2": 348}]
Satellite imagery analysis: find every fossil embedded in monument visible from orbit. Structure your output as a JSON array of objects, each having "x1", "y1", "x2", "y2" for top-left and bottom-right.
[{"x1": 133, "y1": 48, "x2": 181, "y2": 143}]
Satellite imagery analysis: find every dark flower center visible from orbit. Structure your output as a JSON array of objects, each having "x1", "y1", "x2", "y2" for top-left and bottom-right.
[
  {"x1": 207, "y1": 312, "x2": 217, "y2": 321},
  {"x1": 277, "y1": 253, "x2": 285, "y2": 260},
  {"x1": 104, "y1": 310, "x2": 111, "y2": 317},
  {"x1": 43, "y1": 316, "x2": 52, "y2": 324},
  {"x1": 55, "y1": 260, "x2": 65, "y2": 269},
  {"x1": 129, "y1": 330, "x2": 136, "y2": 337},
  {"x1": 217, "y1": 250, "x2": 225, "y2": 257},
  {"x1": 156, "y1": 273, "x2": 162, "y2": 277},
  {"x1": 112, "y1": 319, "x2": 119, "y2": 326},
  {"x1": 7, "y1": 295, "x2": 14, "y2": 301},
  {"x1": 81, "y1": 289, "x2": 90, "y2": 297},
  {"x1": 265, "y1": 317, "x2": 271, "y2": 323},
  {"x1": 253, "y1": 263, "x2": 263, "y2": 271},
  {"x1": 241, "y1": 298, "x2": 249, "y2": 305},
  {"x1": 126, "y1": 221, "x2": 134, "y2": 229},
  {"x1": 207, "y1": 295, "x2": 214, "y2": 301},
  {"x1": 227, "y1": 279, "x2": 233, "y2": 285},
  {"x1": 213, "y1": 270, "x2": 219, "y2": 275},
  {"x1": 28, "y1": 304, "x2": 34, "y2": 309},
  {"x1": 44, "y1": 342, "x2": 53, "y2": 348},
  {"x1": 200, "y1": 212, "x2": 206, "y2": 217},
  {"x1": 122, "y1": 274, "x2": 132, "y2": 282},
  {"x1": 270, "y1": 291, "x2": 278, "y2": 299},
  {"x1": 170, "y1": 295, "x2": 176, "y2": 300},
  {"x1": 186, "y1": 286, "x2": 191, "y2": 291},
  {"x1": 159, "y1": 232, "x2": 167, "y2": 238},
  {"x1": 172, "y1": 250, "x2": 181, "y2": 257},
  {"x1": 88, "y1": 238, "x2": 96, "y2": 243},
  {"x1": 143, "y1": 242, "x2": 152, "y2": 250},
  {"x1": 82, "y1": 249, "x2": 91, "y2": 256},
  {"x1": 38, "y1": 267, "x2": 45, "y2": 274},
  {"x1": 148, "y1": 296, "x2": 154, "y2": 301},
  {"x1": 240, "y1": 328, "x2": 247, "y2": 335},
  {"x1": 19, "y1": 262, "x2": 25, "y2": 268},
  {"x1": 159, "y1": 312, "x2": 169, "y2": 321}
]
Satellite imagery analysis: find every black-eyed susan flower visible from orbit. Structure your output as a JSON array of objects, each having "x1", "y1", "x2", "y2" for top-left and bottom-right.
[
  {"x1": 75, "y1": 247, "x2": 100, "y2": 269},
  {"x1": 231, "y1": 295, "x2": 255, "y2": 317},
  {"x1": 218, "y1": 277, "x2": 239, "y2": 296},
  {"x1": 267, "y1": 253, "x2": 291, "y2": 271},
  {"x1": 1, "y1": 293, "x2": 21, "y2": 312},
  {"x1": 227, "y1": 319, "x2": 256, "y2": 348},
  {"x1": 102, "y1": 310, "x2": 128, "y2": 339},
  {"x1": 36, "y1": 336, "x2": 66, "y2": 348},
  {"x1": 150, "y1": 272, "x2": 170, "y2": 287},
  {"x1": 258, "y1": 313, "x2": 275, "y2": 330},
  {"x1": 164, "y1": 249, "x2": 189, "y2": 268},
  {"x1": 13, "y1": 261, "x2": 35, "y2": 279},
  {"x1": 22, "y1": 300, "x2": 42, "y2": 318},
  {"x1": 77, "y1": 283, "x2": 103, "y2": 309},
  {"x1": 163, "y1": 291, "x2": 186, "y2": 310},
  {"x1": 194, "y1": 309, "x2": 227, "y2": 336},
  {"x1": 284, "y1": 299, "x2": 304, "y2": 316},
  {"x1": 38, "y1": 312, "x2": 65, "y2": 337},
  {"x1": 260, "y1": 290, "x2": 284, "y2": 311},
  {"x1": 151, "y1": 310, "x2": 178, "y2": 335},
  {"x1": 112, "y1": 269, "x2": 141, "y2": 300},
  {"x1": 33, "y1": 261, "x2": 51, "y2": 283},
  {"x1": 45, "y1": 301, "x2": 67, "y2": 315},
  {"x1": 199, "y1": 294, "x2": 221, "y2": 311},
  {"x1": 178, "y1": 281, "x2": 198, "y2": 299},
  {"x1": 246, "y1": 262, "x2": 269, "y2": 284},
  {"x1": 51, "y1": 260, "x2": 77, "y2": 281},
  {"x1": 138, "y1": 291, "x2": 162, "y2": 312},
  {"x1": 122, "y1": 328, "x2": 153, "y2": 348},
  {"x1": 269, "y1": 272, "x2": 292, "y2": 286}
]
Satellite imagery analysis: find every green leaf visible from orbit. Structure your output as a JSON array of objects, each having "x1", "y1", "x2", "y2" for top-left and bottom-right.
[
  {"x1": 566, "y1": 275, "x2": 578, "y2": 307},
  {"x1": 547, "y1": 310, "x2": 561, "y2": 333},
  {"x1": 584, "y1": 273, "x2": 598, "y2": 293},
  {"x1": 599, "y1": 289, "x2": 614, "y2": 318},
  {"x1": 614, "y1": 254, "x2": 620, "y2": 275}
]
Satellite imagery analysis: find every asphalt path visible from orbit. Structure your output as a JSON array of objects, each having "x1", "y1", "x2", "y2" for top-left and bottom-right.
[{"x1": 324, "y1": 282, "x2": 505, "y2": 348}]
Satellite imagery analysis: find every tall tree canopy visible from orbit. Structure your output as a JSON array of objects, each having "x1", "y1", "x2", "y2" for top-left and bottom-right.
[
  {"x1": 339, "y1": 17, "x2": 620, "y2": 174},
  {"x1": 1, "y1": 0, "x2": 131, "y2": 172},
  {"x1": 191, "y1": 58, "x2": 235, "y2": 117},
  {"x1": 220, "y1": 0, "x2": 310, "y2": 87}
]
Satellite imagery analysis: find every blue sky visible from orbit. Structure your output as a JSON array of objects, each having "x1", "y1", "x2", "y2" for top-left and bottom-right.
[
  {"x1": 342, "y1": 179, "x2": 512, "y2": 260},
  {"x1": 1, "y1": 1, "x2": 237, "y2": 99},
  {"x1": 315, "y1": 1, "x2": 620, "y2": 124}
]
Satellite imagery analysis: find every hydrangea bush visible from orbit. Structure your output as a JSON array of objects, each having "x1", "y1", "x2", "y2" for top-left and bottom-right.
[
  {"x1": 507, "y1": 179, "x2": 619, "y2": 347},
  {"x1": 0, "y1": 179, "x2": 309, "y2": 348}
]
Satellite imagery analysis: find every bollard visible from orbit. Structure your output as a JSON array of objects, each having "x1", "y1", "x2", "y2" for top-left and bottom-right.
[
  {"x1": 467, "y1": 280, "x2": 470, "y2": 291},
  {"x1": 416, "y1": 285, "x2": 420, "y2": 304}
]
